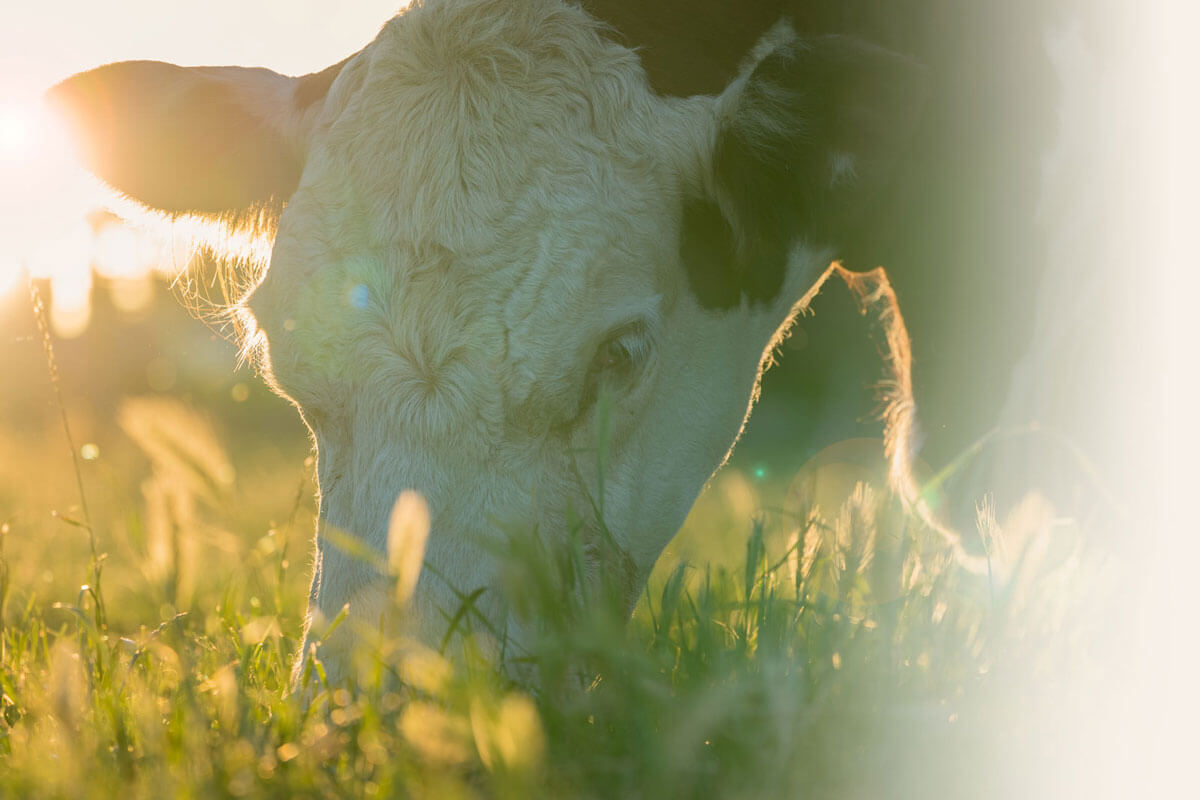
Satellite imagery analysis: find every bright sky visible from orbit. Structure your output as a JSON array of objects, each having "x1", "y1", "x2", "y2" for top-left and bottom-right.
[{"x1": 0, "y1": 1, "x2": 405, "y2": 326}]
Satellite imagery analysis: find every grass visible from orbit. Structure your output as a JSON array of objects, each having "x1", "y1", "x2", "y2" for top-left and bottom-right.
[{"x1": 0, "y1": 413, "x2": 1095, "y2": 799}]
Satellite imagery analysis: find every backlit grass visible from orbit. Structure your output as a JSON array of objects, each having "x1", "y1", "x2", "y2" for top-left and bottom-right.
[{"x1": 0, "y1": 405, "x2": 1096, "y2": 798}]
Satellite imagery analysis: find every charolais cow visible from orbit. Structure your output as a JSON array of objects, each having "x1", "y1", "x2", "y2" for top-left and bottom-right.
[{"x1": 49, "y1": 0, "x2": 923, "y2": 684}]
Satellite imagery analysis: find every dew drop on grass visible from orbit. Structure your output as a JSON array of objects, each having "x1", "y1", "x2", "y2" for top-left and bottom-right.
[{"x1": 80, "y1": 442, "x2": 99, "y2": 461}]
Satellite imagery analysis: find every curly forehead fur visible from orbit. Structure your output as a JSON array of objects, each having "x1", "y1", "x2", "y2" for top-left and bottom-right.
[
  {"x1": 311, "y1": 0, "x2": 704, "y2": 250},
  {"x1": 247, "y1": 0, "x2": 717, "y2": 438}
]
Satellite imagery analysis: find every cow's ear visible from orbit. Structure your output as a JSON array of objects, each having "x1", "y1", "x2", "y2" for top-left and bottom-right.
[
  {"x1": 683, "y1": 35, "x2": 926, "y2": 310},
  {"x1": 47, "y1": 58, "x2": 346, "y2": 221}
]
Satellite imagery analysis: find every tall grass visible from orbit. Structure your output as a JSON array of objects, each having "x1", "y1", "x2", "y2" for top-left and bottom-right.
[{"x1": 0, "y1": 397, "x2": 1094, "y2": 798}]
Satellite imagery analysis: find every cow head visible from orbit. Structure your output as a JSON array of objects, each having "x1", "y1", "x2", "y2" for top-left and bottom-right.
[{"x1": 50, "y1": 0, "x2": 923, "y2": 683}]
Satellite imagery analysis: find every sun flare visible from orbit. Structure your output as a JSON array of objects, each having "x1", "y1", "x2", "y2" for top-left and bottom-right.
[
  {"x1": 0, "y1": 96, "x2": 106, "y2": 331},
  {"x1": 0, "y1": 102, "x2": 38, "y2": 163}
]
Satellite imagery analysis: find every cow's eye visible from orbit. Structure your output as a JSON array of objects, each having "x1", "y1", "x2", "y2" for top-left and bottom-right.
[
  {"x1": 579, "y1": 324, "x2": 650, "y2": 412},
  {"x1": 594, "y1": 334, "x2": 638, "y2": 372}
]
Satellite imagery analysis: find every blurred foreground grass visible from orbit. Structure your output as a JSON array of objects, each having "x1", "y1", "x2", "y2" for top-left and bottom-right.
[{"x1": 0, "y1": 393, "x2": 1102, "y2": 799}]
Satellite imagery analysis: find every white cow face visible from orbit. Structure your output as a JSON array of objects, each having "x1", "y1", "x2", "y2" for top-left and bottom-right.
[{"x1": 50, "y1": 1, "x2": 922, "y2": 680}]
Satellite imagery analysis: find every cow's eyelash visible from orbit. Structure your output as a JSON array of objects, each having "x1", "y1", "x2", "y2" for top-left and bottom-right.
[
  {"x1": 577, "y1": 323, "x2": 652, "y2": 415},
  {"x1": 594, "y1": 326, "x2": 651, "y2": 371}
]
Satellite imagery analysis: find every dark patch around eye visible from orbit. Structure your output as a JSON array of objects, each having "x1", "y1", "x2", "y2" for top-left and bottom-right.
[
  {"x1": 678, "y1": 170, "x2": 793, "y2": 312},
  {"x1": 678, "y1": 51, "x2": 820, "y2": 312},
  {"x1": 679, "y1": 37, "x2": 925, "y2": 312}
]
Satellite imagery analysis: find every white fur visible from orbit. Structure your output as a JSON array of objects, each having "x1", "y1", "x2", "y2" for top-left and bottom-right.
[{"x1": 219, "y1": 0, "x2": 829, "y2": 681}]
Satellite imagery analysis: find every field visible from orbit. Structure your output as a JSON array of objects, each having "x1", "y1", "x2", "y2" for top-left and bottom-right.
[
  {"x1": 1, "y1": 0, "x2": 1192, "y2": 795},
  {"x1": 0, "y1": 276, "x2": 1112, "y2": 799}
]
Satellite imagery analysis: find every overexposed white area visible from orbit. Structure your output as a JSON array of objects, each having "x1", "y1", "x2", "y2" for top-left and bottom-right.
[
  {"x1": 0, "y1": 0, "x2": 406, "y2": 331},
  {"x1": 1024, "y1": 1, "x2": 1199, "y2": 796},
  {"x1": 0, "y1": 1, "x2": 405, "y2": 84},
  {"x1": 1148, "y1": 0, "x2": 1200, "y2": 795}
]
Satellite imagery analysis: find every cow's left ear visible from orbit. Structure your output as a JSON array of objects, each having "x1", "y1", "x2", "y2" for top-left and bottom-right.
[
  {"x1": 47, "y1": 57, "x2": 347, "y2": 221},
  {"x1": 683, "y1": 35, "x2": 927, "y2": 310}
]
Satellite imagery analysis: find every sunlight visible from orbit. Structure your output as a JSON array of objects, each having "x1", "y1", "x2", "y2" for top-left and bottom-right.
[
  {"x1": 92, "y1": 221, "x2": 144, "y2": 280},
  {"x1": 93, "y1": 215, "x2": 162, "y2": 314},
  {"x1": 0, "y1": 101, "x2": 52, "y2": 295},
  {"x1": 49, "y1": 266, "x2": 91, "y2": 339},
  {"x1": 0, "y1": 102, "x2": 38, "y2": 164},
  {"x1": 31, "y1": 220, "x2": 93, "y2": 338},
  {"x1": 0, "y1": 94, "x2": 101, "y2": 324},
  {"x1": 0, "y1": 258, "x2": 21, "y2": 296},
  {"x1": 0, "y1": 0, "x2": 406, "y2": 324},
  {"x1": 0, "y1": 93, "x2": 129, "y2": 337}
]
